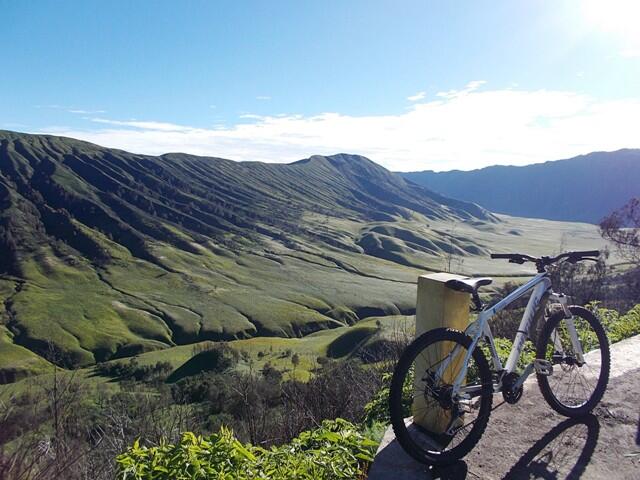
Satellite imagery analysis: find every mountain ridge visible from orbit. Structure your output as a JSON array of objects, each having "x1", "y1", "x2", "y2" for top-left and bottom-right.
[
  {"x1": 400, "y1": 149, "x2": 640, "y2": 223},
  {"x1": 0, "y1": 130, "x2": 496, "y2": 378}
]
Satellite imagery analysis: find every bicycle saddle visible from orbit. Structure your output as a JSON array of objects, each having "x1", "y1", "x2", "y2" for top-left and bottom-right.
[{"x1": 445, "y1": 277, "x2": 493, "y2": 295}]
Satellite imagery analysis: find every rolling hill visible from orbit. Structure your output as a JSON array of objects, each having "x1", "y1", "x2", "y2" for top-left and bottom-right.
[
  {"x1": 401, "y1": 150, "x2": 640, "y2": 223},
  {"x1": 0, "y1": 131, "x2": 612, "y2": 382}
]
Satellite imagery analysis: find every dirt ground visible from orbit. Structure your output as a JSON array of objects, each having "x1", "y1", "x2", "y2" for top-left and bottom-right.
[{"x1": 369, "y1": 335, "x2": 640, "y2": 480}]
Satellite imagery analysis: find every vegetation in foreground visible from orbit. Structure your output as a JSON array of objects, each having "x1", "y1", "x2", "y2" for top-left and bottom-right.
[
  {"x1": 2, "y1": 301, "x2": 638, "y2": 480},
  {"x1": 117, "y1": 420, "x2": 377, "y2": 480}
]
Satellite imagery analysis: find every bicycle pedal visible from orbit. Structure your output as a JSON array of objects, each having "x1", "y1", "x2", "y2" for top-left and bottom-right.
[
  {"x1": 458, "y1": 397, "x2": 480, "y2": 412},
  {"x1": 534, "y1": 359, "x2": 553, "y2": 376}
]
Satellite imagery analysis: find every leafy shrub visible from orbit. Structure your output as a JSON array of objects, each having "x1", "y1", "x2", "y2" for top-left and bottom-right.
[
  {"x1": 482, "y1": 337, "x2": 536, "y2": 372},
  {"x1": 590, "y1": 302, "x2": 640, "y2": 344},
  {"x1": 95, "y1": 359, "x2": 173, "y2": 383},
  {"x1": 363, "y1": 373, "x2": 393, "y2": 426},
  {"x1": 171, "y1": 373, "x2": 234, "y2": 406},
  {"x1": 116, "y1": 419, "x2": 376, "y2": 480}
]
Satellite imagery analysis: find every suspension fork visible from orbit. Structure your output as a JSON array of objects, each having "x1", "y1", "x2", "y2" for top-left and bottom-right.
[
  {"x1": 549, "y1": 292, "x2": 584, "y2": 363},
  {"x1": 431, "y1": 320, "x2": 484, "y2": 396}
]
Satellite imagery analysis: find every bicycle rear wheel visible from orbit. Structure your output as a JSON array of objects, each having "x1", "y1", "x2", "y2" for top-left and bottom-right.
[
  {"x1": 389, "y1": 328, "x2": 493, "y2": 465},
  {"x1": 536, "y1": 306, "x2": 610, "y2": 417}
]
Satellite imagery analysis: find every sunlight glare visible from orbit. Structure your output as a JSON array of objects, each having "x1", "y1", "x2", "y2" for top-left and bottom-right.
[{"x1": 582, "y1": 0, "x2": 640, "y2": 48}]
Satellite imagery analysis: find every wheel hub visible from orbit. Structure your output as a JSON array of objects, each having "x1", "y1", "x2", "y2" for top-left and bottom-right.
[
  {"x1": 553, "y1": 352, "x2": 583, "y2": 368},
  {"x1": 423, "y1": 372, "x2": 455, "y2": 410},
  {"x1": 434, "y1": 385, "x2": 455, "y2": 410}
]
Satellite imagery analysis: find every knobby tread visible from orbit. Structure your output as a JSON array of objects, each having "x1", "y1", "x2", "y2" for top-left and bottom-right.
[
  {"x1": 389, "y1": 328, "x2": 493, "y2": 465},
  {"x1": 536, "y1": 306, "x2": 611, "y2": 417}
]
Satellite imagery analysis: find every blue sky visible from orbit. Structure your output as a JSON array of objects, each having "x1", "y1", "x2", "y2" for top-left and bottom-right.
[{"x1": 2, "y1": 0, "x2": 639, "y2": 170}]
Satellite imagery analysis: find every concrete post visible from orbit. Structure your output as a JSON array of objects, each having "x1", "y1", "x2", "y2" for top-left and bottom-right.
[{"x1": 412, "y1": 273, "x2": 471, "y2": 433}]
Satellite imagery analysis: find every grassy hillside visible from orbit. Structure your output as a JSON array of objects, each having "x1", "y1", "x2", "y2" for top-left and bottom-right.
[
  {"x1": 0, "y1": 131, "x2": 614, "y2": 381},
  {"x1": 401, "y1": 149, "x2": 640, "y2": 223}
]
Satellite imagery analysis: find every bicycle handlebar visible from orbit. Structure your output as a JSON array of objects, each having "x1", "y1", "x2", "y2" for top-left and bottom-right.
[
  {"x1": 490, "y1": 253, "x2": 535, "y2": 261},
  {"x1": 490, "y1": 250, "x2": 600, "y2": 270},
  {"x1": 554, "y1": 250, "x2": 600, "y2": 260},
  {"x1": 490, "y1": 253, "x2": 518, "y2": 259}
]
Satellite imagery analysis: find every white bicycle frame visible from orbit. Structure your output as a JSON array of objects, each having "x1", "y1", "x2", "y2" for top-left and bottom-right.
[{"x1": 433, "y1": 271, "x2": 583, "y2": 398}]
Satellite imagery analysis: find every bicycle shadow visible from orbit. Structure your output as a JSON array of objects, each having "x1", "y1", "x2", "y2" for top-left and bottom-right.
[
  {"x1": 430, "y1": 415, "x2": 600, "y2": 480},
  {"x1": 429, "y1": 415, "x2": 600, "y2": 480},
  {"x1": 369, "y1": 415, "x2": 600, "y2": 479},
  {"x1": 500, "y1": 414, "x2": 600, "y2": 479}
]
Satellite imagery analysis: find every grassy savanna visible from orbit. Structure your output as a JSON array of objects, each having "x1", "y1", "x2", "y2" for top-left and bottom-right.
[
  {"x1": 0, "y1": 131, "x2": 619, "y2": 383},
  {"x1": 0, "y1": 314, "x2": 410, "y2": 399}
]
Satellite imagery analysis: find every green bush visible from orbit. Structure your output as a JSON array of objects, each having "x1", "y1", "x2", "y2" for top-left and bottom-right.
[
  {"x1": 483, "y1": 337, "x2": 536, "y2": 372},
  {"x1": 591, "y1": 303, "x2": 640, "y2": 344},
  {"x1": 116, "y1": 419, "x2": 377, "y2": 480},
  {"x1": 363, "y1": 372, "x2": 393, "y2": 426},
  {"x1": 95, "y1": 358, "x2": 173, "y2": 383}
]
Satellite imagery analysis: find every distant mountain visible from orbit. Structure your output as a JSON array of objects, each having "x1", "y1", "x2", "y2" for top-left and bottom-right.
[
  {"x1": 0, "y1": 130, "x2": 496, "y2": 378},
  {"x1": 400, "y1": 150, "x2": 640, "y2": 223}
]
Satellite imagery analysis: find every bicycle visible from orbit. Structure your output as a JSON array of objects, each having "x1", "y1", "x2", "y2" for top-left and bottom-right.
[{"x1": 389, "y1": 250, "x2": 610, "y2": 466}]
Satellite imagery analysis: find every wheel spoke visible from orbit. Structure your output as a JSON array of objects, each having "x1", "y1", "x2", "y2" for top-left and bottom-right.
[
  {"x1": 389, "y1": 331, "x2": 493, "y2": 462},
  {"x1": 538, "y1": 308, "x2": 609, "y2": 413}
]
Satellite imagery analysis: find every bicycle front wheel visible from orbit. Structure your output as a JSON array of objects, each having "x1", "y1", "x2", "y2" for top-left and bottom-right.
[
  {"x1": 389, "y1": 328, "x2": 493, "y2": 465},
  {"x1": 536, "y1": 306, "x2": 610, "y2": 417}
]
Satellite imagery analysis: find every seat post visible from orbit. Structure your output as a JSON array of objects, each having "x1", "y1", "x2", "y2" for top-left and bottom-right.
[{"x1": 471, "y1": 291, "x2": 484, "y2": 311}]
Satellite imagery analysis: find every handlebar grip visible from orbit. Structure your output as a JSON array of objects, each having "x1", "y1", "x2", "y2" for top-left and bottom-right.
[
  {"x1": 574, "y1": 250, "x2": 600, "y2": 257},
  {"x1": 490, "y1": 253, "x2": 514, "y2": 259}
]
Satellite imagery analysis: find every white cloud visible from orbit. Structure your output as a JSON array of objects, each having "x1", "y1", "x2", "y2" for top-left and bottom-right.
[
  {"x1": 620, "y1": 48, "x2": 640, "y2": 58},
  {"x1": 34, "y1": 105, "x2": 105, "y2": 114},
  {"x1": 436, "y1": 80, "x2": 486, "y2": 99},
  {"x1": 407, "y1": 91, "x2": 426, "y2": 102},
  {"x1": 34, "y1": 104, "x2": 70, "y2": 109},
  {"x1": 68, "y1": 109, "x2": 106, "y2": 114},
  {"x1": 88, "y1": 118, "x2": 193, "y2": 132},
  {"x1": 256, "y1": 96, "x2": 271, "y2": 101},
  {"x1": 44, "y1": 85, "x2": 640, "y2": 171}
]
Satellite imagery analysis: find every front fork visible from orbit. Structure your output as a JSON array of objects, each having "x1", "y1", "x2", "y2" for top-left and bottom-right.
[
  {"x1": 443, "y1": 292, "x2": 586, "y2": 399},
  {"x1": 548, "y1": 292, "x2": 585, "y2": 364}
]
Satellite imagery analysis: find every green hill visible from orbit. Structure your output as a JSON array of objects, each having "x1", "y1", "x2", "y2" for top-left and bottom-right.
[{"x1": 0, "y1": 130, "x2": 611, "y2": 382}]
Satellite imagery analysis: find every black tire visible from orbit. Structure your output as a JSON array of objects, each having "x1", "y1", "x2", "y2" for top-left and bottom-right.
[
  {"x1": 389, "y1": 328, "x2": 493, "y2": 465},
  {"x1": 536, "y1": 306, "x2": 610, "y2": 417}
]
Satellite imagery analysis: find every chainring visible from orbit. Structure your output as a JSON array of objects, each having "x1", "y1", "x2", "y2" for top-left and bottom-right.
[{"x1": 501, "y1": 371, "x2": 523, "y2": 404}]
